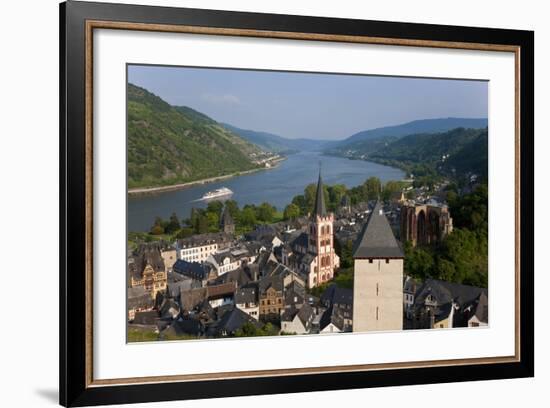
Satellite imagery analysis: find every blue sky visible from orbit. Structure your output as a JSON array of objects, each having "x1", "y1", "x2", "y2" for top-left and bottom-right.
[{"x1": 128, "y1": 64, "x2": 488, "y2": 141}]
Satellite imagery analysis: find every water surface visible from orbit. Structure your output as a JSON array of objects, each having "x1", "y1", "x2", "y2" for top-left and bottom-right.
[{"x1": 128, "y1": 151, "x2": 405, "y2": 231}]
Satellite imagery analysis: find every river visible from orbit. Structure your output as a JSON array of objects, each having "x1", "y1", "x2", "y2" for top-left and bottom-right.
[{"x1": 127, "y1": 151, "x2": 405, "y2": 232}]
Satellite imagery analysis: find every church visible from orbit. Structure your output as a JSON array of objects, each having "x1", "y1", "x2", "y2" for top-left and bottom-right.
[{"x1": 282, "y1": 171, "x2": 340, "y2": 288}]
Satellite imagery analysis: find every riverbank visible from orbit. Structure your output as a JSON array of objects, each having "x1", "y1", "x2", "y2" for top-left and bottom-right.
[{"x1": 128, "y1": 156, "x2": 286, "y2": 196}]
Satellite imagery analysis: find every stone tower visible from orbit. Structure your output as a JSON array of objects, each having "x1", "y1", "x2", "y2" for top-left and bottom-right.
[
  {"x1": 220, "y1": 205, "x2": 235, "y2": 235},
  {"x1": 353, "y1": 202, "x2": 404, "y2": 332},
  {"x1": 308, "y1": 170, "x2": 339, "y2": 288}
]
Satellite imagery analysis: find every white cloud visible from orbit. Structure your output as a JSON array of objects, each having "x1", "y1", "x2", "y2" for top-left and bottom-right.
[{"x1": 201, "y1": 93, "x2": 241, "y2": 105}]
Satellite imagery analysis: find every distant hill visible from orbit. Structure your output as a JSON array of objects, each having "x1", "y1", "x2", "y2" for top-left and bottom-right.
[
  {"x1": 368, "y1": 127, "x2": 488, "y2": 177},
  {"x1": 443, "y1": 131, "x2": 488, "y2": 176},
  {"x1": 127, "y1": 84, "x2": 264, "y2": 189},
  {"x1": 221, "y1": 124, "x2": 297, "y2": 153},
  {"x1": 325, "y1": 117, "x2": 488, "y2": 156},
  {"x1": 222, "y1": 123, "x2": 332, "y2": 153}
]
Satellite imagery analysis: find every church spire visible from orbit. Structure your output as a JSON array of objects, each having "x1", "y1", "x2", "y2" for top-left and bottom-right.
[{"x1": 313, "y1": 167, "x2": 326, "y2": 217}]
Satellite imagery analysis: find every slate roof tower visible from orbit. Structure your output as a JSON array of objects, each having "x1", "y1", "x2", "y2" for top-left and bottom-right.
[
  {"x1": 313, "y1": 170, "x2": 327, "y2": 218},
  {"x1": 352, "y1": 202, "x2": 404, "y2": 332}
]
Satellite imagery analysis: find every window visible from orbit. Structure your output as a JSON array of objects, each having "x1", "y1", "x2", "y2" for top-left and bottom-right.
[
  {"x1": 376, "y1": 283, "x2": 379, "y2": 296},
  {"x1": 376, "y1": 307, "x2": 379, "y2": 320},
  {"x1": 385, "y1": 259, "x2": 390, "y2": 264},
  {"x1": 369, "y1": 259, "x2": 373, "y2": 264}
]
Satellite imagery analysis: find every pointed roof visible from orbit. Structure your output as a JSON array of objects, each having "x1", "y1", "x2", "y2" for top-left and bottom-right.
[
  {"x1": 353, "y1": 202, "x2": 404, "y2": 259},
  {"x1": 313, "y1": 171, "x2": 327, "y2": 217}
]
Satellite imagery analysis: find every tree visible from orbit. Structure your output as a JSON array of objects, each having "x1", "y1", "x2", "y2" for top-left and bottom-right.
[
  {"x1": 291, "y1": 194, "x2": 306, "y2": 214},
  {"x1": 439, "y1": 228, "x2": 487, "y2": 287},
  {"x1": 206, "y1": 211, "x2": 220, "y2": 232},
  {"x1": 175, "y1": 227, "x2": 194, "y2": 239},
  {"x1": 150, "y1": 216, "x2": 165, "y2": 235},
  {"x1": 224, "y1": 199, "x2": 240, "y2": 220},
  {"x1": 381, "y1": 180, "x2": 403, "y2": 201},
  {"x1": 303, "y1": 183, "x2": 329, "y2": 214},
  {"x1": 240, "y1": 206, "x2": 257, "y2": 228},
  {"x1": 364, "y1": 177, "x2": 382, "y2": 201},
  {"x1": 190, "y1": 208, "x2": 199, "y2": 230},
  {"x1": 234, "y1": 322, "x2": 280, "y2": 337},
  {"x1": 257, "y1": 202, "x2": 276, "y2": 223},
  {"x1": 194, "y1": 213, "x2": 209, "y2": 234},
  {"x1": 234, "y1": 322, "x2": 259, "y2": 337},
  {"x1": 165, "y1": 212, "x2": 181, "y2": 234},
  {"x1": 283, "y1": 203, "x2": 300, "y2": 220},
  {"x1": 338, "y1": 239, "x2": 354, "y2": 269},
  {"x1": 448, "y1": 184, "x2": 488, "y2": 233},
  {"x1": 304, "y1": 183, "x2": 318, "y2": 212},
  {"x1": 206, "y1": 200, "x2": 223, "y2": 216},
  {"x1": 404, "y1": 241, "x2": 434, "y2": 280},
  {"x1": 328, "y1": 184, "x2": 347, "y2": 210}
]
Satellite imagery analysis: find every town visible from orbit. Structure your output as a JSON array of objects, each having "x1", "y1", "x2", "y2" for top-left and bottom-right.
[{"x1": 127, "y1": 172, "x2": 488, "y2": 341}]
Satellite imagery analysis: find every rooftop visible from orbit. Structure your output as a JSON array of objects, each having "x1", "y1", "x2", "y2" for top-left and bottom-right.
[{"x1": 353, "y1": 201, "x2": 404, "y2": 259}]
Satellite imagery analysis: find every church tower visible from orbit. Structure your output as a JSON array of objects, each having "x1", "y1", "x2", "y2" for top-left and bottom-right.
[
  {"x1": 220, "y1": 205, "x2": 235, "y2": 235},
  {"x1": 308, "y1": 170, "x2": 339, "y2": 288},
  {"x1": 353, "y1": 202, "x2": 404, "y2": 332}
]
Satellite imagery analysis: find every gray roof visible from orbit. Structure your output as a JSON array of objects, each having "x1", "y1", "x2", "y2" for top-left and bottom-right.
[
  {"x1": 313, "y1": 171, "x2": 327, "y2": 217},
  {"x1": 292, "y1": 232, "x2": 308, "y2": 249},
  {"x1": 173, "y1": 259, "x2": 210, "y2": 281},
  {"x1": 244, "y1": 225, "x2": 278, "y2": 242},
  {"x1": 319, "y1": 305, "x2": 345, "y2": 331},
  {"x1": 209, "y1": 307, "x2": 260, "y2": 336},
  {"x1": 403, "y1": 276, "x2": 418, "y2": 294},
  {"x1": 282, "y1": 303, "x2": 314, "y2": 327},
  {"x1": 459, "y1": 291, "x2": 488, "y2": 324},
  {"x1": 213, "y1": 266, "x2": 254, "y2": 287},
  {"x1": 414, "y1": 279, "x2": 487, "y2": 307},
  {"x1": 235, "y1": 286, "x2": 258, "y2": 304},
  {"x1": 353, "y1": 202, "x2": 404, "y2": 259},
  {"x1": 166, "y1": 276, "x2": 196, "y2": 298},
  {"x1": 259, "y1": 274, "x2": 284, "y2": 294},
  {"x1": 177, "y1": 232, "x2": 232, "y2": 249},
  {"x1": 321, "y1": 284, "x2": 353, "y2": 307},
  {"x1": 163, "y1": 317, "x2": 204, "y2": 337},
  {"x1": 159, "y1": 298, "x2": 180, "y2": 320}
]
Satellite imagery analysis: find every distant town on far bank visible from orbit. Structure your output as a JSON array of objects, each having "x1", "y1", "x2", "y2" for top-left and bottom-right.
[{"x1": 126, "y1": 66, "x2": 489, "y2": 342}]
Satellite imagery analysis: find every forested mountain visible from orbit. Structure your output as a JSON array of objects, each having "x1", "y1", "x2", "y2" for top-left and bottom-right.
[
  {"x1": 325, "y1": 117, "x2": 488, "y2": 156},
  {"x1": 367, "y1": 127, "x2": 488, "y2": 178},
  {"x1": 221, "y1": 124, "x2": 297, "y2": 153},
  {"x1": 443, "y1": 131, "x2": 488, "y2": 176},
  {"x1": 127, "y1": 84, "x2": 264, "y2": 189},
  {"x1": 222, "y1": 123, "x2": 330, "y2": 153}
]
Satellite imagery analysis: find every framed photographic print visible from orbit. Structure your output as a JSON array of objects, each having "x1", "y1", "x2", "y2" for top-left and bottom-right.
[{"x1": 60, "y1": 0, "x2": 534, "y2": 406}]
